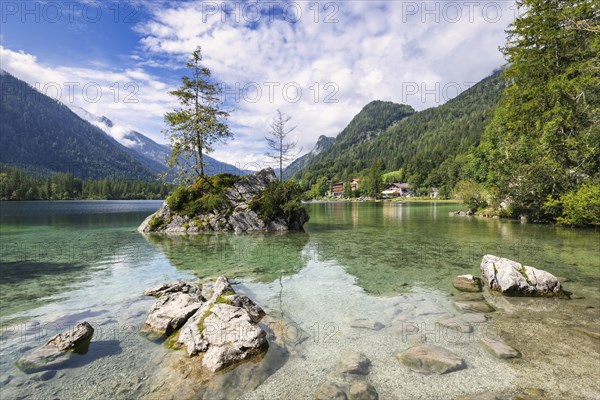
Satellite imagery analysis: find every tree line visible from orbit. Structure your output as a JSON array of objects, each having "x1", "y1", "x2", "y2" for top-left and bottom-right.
[{"x1": 0, "y1": 166, "x2": 173, "y2": 200}]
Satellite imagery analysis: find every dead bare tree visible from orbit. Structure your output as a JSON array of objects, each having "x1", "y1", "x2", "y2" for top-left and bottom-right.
[{"x1": 265, "y1": 110, "x2": 301, "y2": 181}]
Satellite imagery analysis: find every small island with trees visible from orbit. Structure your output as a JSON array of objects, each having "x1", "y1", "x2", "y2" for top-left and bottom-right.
[{"x1": 139, "y1": 46, "x2": 309, "y2": 234}]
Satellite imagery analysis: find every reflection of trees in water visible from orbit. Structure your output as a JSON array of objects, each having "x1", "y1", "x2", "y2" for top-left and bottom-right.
[
  {"x1": 145, "y1": 232, "x2": 310, "y2": 283},
  {"x1": 303, "y1": 203, "x2": 600, "y2": 296}
]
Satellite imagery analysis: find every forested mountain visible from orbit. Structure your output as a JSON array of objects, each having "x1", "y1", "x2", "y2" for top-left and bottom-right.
[
  {"x1": 0, "y1": 71, "x2": 154, "y2": 180},
  {"x1": 293, "y1": 101, "x2": 415, "y2": 180},
  {"x1": 283, "y1": 135, "x2": 335, "y2": 180},
  {"x1": 294, "y1": 71, "x2": 506, "y2": 196}
]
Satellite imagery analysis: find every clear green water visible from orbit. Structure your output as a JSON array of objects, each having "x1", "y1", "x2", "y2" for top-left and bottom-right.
[{"x1": 0, "y1": 201, "x2": 598, "y2": 399}]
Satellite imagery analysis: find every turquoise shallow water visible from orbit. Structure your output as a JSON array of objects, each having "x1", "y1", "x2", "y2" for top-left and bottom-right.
[{"x1": 0, "y1": 201, "x2": 598, "y2": 399}]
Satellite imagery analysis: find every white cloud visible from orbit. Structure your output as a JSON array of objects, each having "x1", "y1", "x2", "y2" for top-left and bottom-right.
[{"x1": 133, "y1": 1, "x2": 515, "y2": 165}]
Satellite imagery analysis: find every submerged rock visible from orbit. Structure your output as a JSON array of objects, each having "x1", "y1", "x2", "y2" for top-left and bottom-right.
[
  {"x1": 16, "y1": 322, "x2": 94, "y2": 373},
  {"x1": 337, "y1": 351, "x2": 371, "y2": 375},
  {"x1": 314, "y1": 352, "x2": 378, "y2": 400},
  {"x1": 31, "y1": 370, "x2": 57, "y2": 381},
  {"x1": 514, "y1": 387, "x2": 547, "y2": 400},
  {"x1": 454, "y1": 292, "x2": 485, "y2": 301},
  {"x1": 314, "y1": 381, "x2": 348, "y2": 400},
  {"x1": 479, "y1": 338, "x2": 521, "y2": 359},
  {"x1": 350, "y1": 319, "x2": 385, "y2": 331},
  {"x1": 396, "y1": 345, "x2": 466, "y2": 375},
  {"x1": 453, "y1": 275, "x2": 482, "y2": 292},
  {"x1": 453, "y1": 301, "x2": 495, "y2": 313},
  {"x1": 347, "y1": 380, "x2": 379, "y2": 400},
  {"x1": 480, "y1": 255, "x2": 563, "y2": 296}
]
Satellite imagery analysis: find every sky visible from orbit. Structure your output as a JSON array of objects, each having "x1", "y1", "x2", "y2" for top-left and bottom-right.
[{"x1": 0, "y1": 0, "x2": 518, "y2": 169}]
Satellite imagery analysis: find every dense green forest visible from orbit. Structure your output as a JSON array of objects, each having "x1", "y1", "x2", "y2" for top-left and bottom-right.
[
  {"x1": 0, "y1": 166, "x2": 172, "y2": 200},
  {"x1": 0, "y1": 71, "x2": 154, "y2": 180},
  {"x1": 468, "y1": 0, "x2": 599, "y2": 224},
  {"x1": 294, "y1": 73, "x2": 505, "y2": 197}
]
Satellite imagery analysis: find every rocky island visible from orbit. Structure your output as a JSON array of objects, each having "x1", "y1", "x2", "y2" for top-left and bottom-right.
[{"x1": 138, "y1": 168, "x2": 309, "y2": 233}]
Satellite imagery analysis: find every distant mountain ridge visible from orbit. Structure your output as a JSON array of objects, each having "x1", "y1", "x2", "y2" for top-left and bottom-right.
[
  {"x1": 283, "y1": 135, "x2": 335, "y2": 180},
  {"x1": 0, "y1": 72, "x2": 252, "y2": 180},
  {"x1": 70, "y1": 106, "x2": 251, "y2": 178},
  {"x1": 290, "y1": 100, "x2": 415, "y2": 180},
  {"x1": 0, "y1": 71, "x2": 153, "y2": 180}
]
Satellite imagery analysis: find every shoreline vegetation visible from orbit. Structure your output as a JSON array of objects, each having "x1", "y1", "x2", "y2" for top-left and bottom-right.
[{"x1": 3, "y1": 163, "x2": 596, "y2": 230}]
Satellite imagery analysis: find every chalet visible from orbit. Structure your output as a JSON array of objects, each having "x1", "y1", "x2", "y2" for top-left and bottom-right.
[
  {"x1": 331, "y1": 182, "x2": 344, "y2": 198},
  {"x1": 430, "y1": 188, "x2": 439, "y2": 199},
  {"x1": 382, "y1": 183, "x2": 412, "y2": 197},
  {"x1": 351, "y1": 178, "x2": 360, "y2": 191}
]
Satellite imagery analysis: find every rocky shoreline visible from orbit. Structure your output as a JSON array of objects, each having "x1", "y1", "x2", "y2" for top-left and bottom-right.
[{"x1": 12, "y1": 256, "x2": 595, "y2": 399}]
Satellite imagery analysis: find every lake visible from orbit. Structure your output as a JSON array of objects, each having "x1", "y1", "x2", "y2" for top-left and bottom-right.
[{"x1": 0, "y1": 201, "x2": 598, "y2": 399}]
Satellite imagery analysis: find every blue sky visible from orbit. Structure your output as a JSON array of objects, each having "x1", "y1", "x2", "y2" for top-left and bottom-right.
[{"x1": 1, "y1": 0, "x2": 517, "y2": 167}]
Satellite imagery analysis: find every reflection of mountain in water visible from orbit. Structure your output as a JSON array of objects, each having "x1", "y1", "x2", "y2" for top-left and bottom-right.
[{"x1": 145, "y1": 232, "x2": 310, "y2": 282}]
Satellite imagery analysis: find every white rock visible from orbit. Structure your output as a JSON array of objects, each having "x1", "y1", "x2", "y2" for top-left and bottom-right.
[
  {"x1": 176, "y1": 276, "x2": 268, "y2": 372},
  {"x1": 142, "y1": 292, "x2": 203, "y2": 337},
  {"x1": 480, "y1": 255, "x2": 562, "y2": 296}
]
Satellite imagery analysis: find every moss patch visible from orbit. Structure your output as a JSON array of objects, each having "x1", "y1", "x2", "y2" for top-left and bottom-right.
[
  {"x1": 148, "y1": 215, "x2": 167, "y2": 230},
  {"x1": 215, "y1": 293, "x2": 234, "y2": 305},
  {"x1": 164, "y1": 329, "x2": 182, "y2": 350},
  {"x1": 166, "y1": 174, "x2": 241, "y2": 219},
  {"x1": 519, "y1": 265, "x2": 533, "y2": 286},
  {"x1": 196, "y1": 307, "x2": 213, "y2": 334}
]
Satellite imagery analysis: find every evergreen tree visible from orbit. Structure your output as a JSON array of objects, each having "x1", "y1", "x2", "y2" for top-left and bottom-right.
[
  {"x1": 477, "y1": 0, "x2": 599, "y2": 220},
  {"x1": 165, "y1": 46, "x2": 232, "y2": 181},
  {"x1": 343, "y1": 178, "x2": 352, "y2": 199},
  {"x1": 308, "y1": 176, "x2": 329, "y2": 199},
  {"x1": 366, "y1": 160, "x2": 384, "y2": 199}
]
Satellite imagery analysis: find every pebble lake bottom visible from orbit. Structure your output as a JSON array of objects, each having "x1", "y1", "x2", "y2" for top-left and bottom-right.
[{"x1": 0, "y1": 201, "x2": 598, "y2": 399}]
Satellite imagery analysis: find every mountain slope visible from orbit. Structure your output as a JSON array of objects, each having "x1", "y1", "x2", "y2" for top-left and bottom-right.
[
  {"x1": 284, "y1": 135, "x2": 335, "y2": 180},
  {"x1": 294, "y1": 70, "x2": 506, "y2": 192},
  {"x1": 0, "y1": 71, "x2": 154, "y2": 180},
  {"x1": 292, "y1": 101, "x2": 415, "y2": 180}
]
